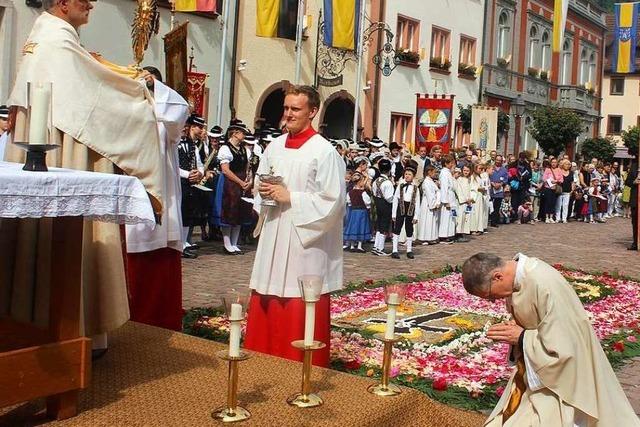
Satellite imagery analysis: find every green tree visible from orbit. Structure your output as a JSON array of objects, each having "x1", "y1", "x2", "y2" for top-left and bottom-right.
[
  {"x1": 528, "y1": 106, "x2": 583, "y2": 157},
  {"x1": 457, "y1": 103, "x2": 510, "y2": 139},
  {"x1": 622, "y1": 125, "x2": 639, "y2": 157},
  {"x1": 580, "y1": 137, "x2": 616, "y2": 163}
]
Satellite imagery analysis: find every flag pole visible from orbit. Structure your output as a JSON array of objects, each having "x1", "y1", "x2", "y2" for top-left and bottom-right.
[
  {"x1": 352, "y1": 0, "x2": 366, "y2": 143},
  {"x1": 294, "y1": 0, "x2": 306, "y2": 84},
  {"x1": 216, "y1": 0, "x2": 232, "y2": 126}
]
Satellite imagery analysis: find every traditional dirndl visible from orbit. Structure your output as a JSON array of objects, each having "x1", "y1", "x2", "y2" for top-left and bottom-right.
[
  {"x1": 343, "y1": 208, "x2": 371, "y2": 241},
  {"x1": 211, "y1": 173, "x2": 254, "y2": 227}
]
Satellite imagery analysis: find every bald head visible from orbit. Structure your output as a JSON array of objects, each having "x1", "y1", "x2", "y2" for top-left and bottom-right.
[
  {"x1": 461, "y1": 253, "x2": 505, "y2": 296},
  {"x1": 44, "y1": 0, "x2": 93, "y2": 31}
]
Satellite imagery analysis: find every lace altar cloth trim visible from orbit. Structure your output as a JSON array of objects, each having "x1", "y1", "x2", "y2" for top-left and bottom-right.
[{"x1": 0, "y1": 161, "x2": 155, "y2": 225}]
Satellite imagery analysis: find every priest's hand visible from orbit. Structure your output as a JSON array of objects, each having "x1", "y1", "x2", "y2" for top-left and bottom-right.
[
  {"x1": 487, "y1": 323, "x2": 524, "y2": 346},
  {"x1": 260, "y1": 183, "x2": 290, "y2": 204}
]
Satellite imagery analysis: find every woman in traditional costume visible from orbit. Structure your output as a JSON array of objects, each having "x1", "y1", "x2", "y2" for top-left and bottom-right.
[{"x1": 212, "y1": 122, "x2": 254, "y2": 254}]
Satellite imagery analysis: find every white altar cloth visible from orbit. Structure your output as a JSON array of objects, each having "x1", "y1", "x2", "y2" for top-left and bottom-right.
[{"x1": 0, "y1": 161, "x2": 155, "y2": 225}]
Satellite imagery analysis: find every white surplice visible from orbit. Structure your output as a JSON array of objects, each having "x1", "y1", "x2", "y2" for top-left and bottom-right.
[
  {"x1": 250, "y1": 134, "x2": 346, "y2": 297},
  {"x1": 438, "y1": 167, "x2": 457, "y2": 238},
  {"x1": 469, "y1": 175, "x2": 485, "y2": 233},
  {"x1": 417, "y1": 176, "x2": 440, "y2": 241},
  {"x1": 125, "y1": 80, "x2": 189, "y2": 253},
  {"x1": 455, "y1": 177, "x2": 472, "y2": 235}
]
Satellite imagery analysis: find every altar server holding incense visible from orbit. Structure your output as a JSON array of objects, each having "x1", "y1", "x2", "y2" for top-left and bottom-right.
[
  {"x1": 462, "y1": 253, "x2": 640, "y2": 427},
  {"x1": 244, "y1": 85, "x2": 345, "y2": 367},
  {"x1": 1, "y1": 0, "x2": 163, "y2": 356}
]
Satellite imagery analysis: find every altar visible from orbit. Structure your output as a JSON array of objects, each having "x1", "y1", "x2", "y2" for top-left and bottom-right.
[{"x1": 0, "y1": 161, "x2": 155, "y2": 420}]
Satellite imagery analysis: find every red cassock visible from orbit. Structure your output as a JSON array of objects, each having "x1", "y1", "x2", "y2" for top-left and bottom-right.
[
  {"x1": 244, "y1": 126, "x2": 332, "y2": 368},
  {"x1": 244, "y1": 291, "x2": 331, "y2": 367},
  {"x1": 126, "y1": 248, "x2": 183, "y2": 331}
]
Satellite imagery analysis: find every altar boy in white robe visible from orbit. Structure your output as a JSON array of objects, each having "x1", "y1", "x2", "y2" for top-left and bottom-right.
[
  {"x1": 462, "y1": 253, "x2": 640, "y2": 427},
  {"x1": 416, "y1": 165, "x2": 440, "y2": 244},
  {"x1": 245, "y1": 85, "x2": 345, "y2": 367},
  {"x1": 438, "y1": 154, "x2": 457, "y2": 243}
]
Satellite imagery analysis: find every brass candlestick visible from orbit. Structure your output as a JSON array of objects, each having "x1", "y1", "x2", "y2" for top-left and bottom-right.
[
  {"x1": 368, "y1": 333, "x2": 403, "y2": 396},
  {"x1": 287, "y1": 340, "x2": 326, "y2": 408},
  {"x1": 212, "y1": 350, "x2": 252, "y2": 423}
]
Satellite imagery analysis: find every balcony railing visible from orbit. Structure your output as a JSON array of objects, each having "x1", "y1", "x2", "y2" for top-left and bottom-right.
[{"x1": 482, "y1": 64, "x2": 598, "y2": 116}]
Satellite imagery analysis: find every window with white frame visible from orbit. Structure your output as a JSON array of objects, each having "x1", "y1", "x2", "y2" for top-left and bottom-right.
[
  {"x1": 561, "y1": 39, "x2": 572, "y2": 85},
  {"x1": 497, "y1": 11, "x2": 510, "y2": 59},
  {"x1": 529, "y1": 26, "x2": 539, "y2": 68},
  {"x1": 396, "y1": 15, "x2": 420, "y2": 52},
  {"x1": 580, "y1": 48, "x2": 588, "y2": 84},
  {"x1": 588, "y1": 52, "x2": 596, "y2": 85},
  {"x1": 541, "y1": 31, "x2": 550, "y2": 71}
]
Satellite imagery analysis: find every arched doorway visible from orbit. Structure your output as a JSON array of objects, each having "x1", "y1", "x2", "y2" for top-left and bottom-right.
[
  {"x1": 255, "y1": 81, "x2": 291, "y2": 130},
  {"x1": 320, "y1": 90, "x2": 358, "y2": 139}
]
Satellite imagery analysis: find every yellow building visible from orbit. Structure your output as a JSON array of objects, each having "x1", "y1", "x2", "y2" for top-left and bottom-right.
[{"x1": 232, "y1": 0, "x2": 368, "y2": 137}]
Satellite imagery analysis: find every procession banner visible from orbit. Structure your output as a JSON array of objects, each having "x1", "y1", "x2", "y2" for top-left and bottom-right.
[
  {"x1": 174, "y1": 0, "x2": 216, "y2": 12},
  {"x1": 552, "y1": 0, "x2": 569, "y2": 52},
  {"x1": 163, "y1": 22, "x2": 189, "y2": 100},
  {"x1": 187, "y1": 71, "x2": 207, "y2": 117},
  {"x1": 471, "y1": 106, "x2": 498, "y2": 153},
  {"x1": 415, "y1": 94, "x2": 454, "y2": 154}
]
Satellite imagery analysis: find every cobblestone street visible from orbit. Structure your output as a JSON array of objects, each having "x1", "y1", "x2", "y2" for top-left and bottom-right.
[{"x1": 182, "y1": 217, "x2": 640, "y2": 414}]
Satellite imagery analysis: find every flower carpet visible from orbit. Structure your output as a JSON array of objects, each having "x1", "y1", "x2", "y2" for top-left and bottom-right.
[{"x1": 183, "y1": 265, "x2": 640, "y2": 411}]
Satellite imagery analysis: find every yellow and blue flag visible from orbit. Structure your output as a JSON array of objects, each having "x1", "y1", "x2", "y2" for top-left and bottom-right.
[
  {"x1": 552, "y1": 0, "x2": 569, "y2": 52},
  {"x1": 256, "y1": 0, "x2": 298, "y2": 40},
  {"x1": 612, "y1": 2, "x2": 639, "y2": 74},
  {"x1": 323, "y1": 0, "x2": 360, "y2": 51}
]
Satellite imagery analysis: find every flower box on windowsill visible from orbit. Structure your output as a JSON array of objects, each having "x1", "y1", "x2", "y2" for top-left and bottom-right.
[
  {"x1": 396, "y1": 50, "x2": 421, "y2": 65},
  {"x1": 496, "y1": 57, "x2": 509, "y2": 68},
  {"x1": 458, "y1": 63, "x2": 477, "y2": 80},
  {"x1": 399, "y1": 60, "x2": 421, "y2": 69},
  {"x1": 429, "y1": 56, "x2": 451, "y2": 72}
]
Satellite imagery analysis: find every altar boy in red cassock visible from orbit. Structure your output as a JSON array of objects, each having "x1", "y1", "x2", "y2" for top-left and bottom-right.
[{"x1": 244, "y1": 85, "x2": 345, "y2": 367}]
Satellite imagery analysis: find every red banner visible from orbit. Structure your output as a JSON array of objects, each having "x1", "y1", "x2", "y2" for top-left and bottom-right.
[
  {"x1": 415, "y1": 94, "x2": 455, "y2": 154},
  {"x1": 187, "y1": 71, "x2": 207, "y2": 117}
]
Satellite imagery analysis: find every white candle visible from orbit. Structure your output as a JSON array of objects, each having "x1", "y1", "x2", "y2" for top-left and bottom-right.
[
  {"x1": 28, "y1": 82, "x2": 51, "y2": 145},
  {"x1": 385, "y1": 293, "x2": 399, "y2": 340},
  {"x1": 228, "y1": 303, "x2": 243, "y2": 357},
  {"x1": 304, "y1": 302, "x2": 315, "y2": 347}
]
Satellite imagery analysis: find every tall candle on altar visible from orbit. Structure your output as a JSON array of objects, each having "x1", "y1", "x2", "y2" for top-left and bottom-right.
[
  {"x1": 304, "y1": 302, "x2": 315, "y2": 347},
  {"x1": 384, "y1": 293, "x2": 399, "y2": 340},
  {"x1": 28, "y1": 82, "x2": 51, "y2": 145},
  {"x1": 228, "y1": 303, "x2": 243, "y2": 357}
]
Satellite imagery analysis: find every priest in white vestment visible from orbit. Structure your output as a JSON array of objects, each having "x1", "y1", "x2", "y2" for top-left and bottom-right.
[
  {"x1": 462, "y1": 253, "x2": 640, "y2": 427},
  {"x1": 0, "y1": 4, "x2": 162, "y2": 349},
  {"x1": 125, "y1": 72, "x2": 189, "y2": 331},
  {"x1": 244, "y1": 85, "x2": 345, "y2": 367}
]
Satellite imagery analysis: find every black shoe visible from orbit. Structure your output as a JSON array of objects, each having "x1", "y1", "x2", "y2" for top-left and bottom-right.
[
  {"x1": 92, "y1": 348, "x2": 108, "y2": 361},
  {"x1": 223, "y1": 248, "x2": 238, "y2": 255},
  {"x1": 187, "y1": 243, "x2": 200, "y2": 250},
  {"x1": 629, "y1": 245, "x2": 638, "y2": 251},
  {"x1": 234, "y1": 250, "x2": 245, "y2": 255},
  {"x1": 356, "y1": 247, "x2": 366, "y2": 253},
  {"x1": 456, "y1": 237, "x2": 470, "y2": 243},
  {"x1": 407, "y1": 252, "x2": 414, "y2": 259},
  {"x1": 391, "y1": 252, "x2": 400, "y2": 259},
  {"x1": 182, "y1": 249, "x2": 198, "y2": 259}
]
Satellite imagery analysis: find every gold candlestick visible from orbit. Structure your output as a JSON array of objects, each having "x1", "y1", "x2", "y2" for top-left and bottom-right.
[
  {"x1": 287, "y1": 340, "x2": 326, "y2": 408},
  {"x1": 212, "y1": 350, "x2": 252, "y2": 423},
  {"x1": 368, "y1": 333, "x2": 403, "y2": 396}
]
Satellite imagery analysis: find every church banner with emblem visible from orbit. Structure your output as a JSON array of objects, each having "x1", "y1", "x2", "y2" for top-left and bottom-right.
[
  {"x1": 187, "y1": 71, "x2": 207, "y2": 117},
  {"x1": 471, "y1": 106, "x2": 498, "y2": 153},
  {"x1": 163, "y1": 22, "x2": 189, "y2": 100},
  {"x1": 415, "y1": 94, "x2": 455, "y2": 153}
]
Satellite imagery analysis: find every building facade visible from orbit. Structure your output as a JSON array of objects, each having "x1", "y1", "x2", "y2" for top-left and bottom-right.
[
  {"x1": 232, "y1": 0, "x2": 368, "y2": 136},
  {"x1": 0, "y1": 0, "x2": 234, "y2": 125},
  {"x1": 362, "y1": 0, "x2": 486, "y2": 148},
  {"x1": 481, "y1": 0, "x2": 607, "y2": 157},
  {"x1": 601, "y1": 13, "x2": 640, "y2": 158}
]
